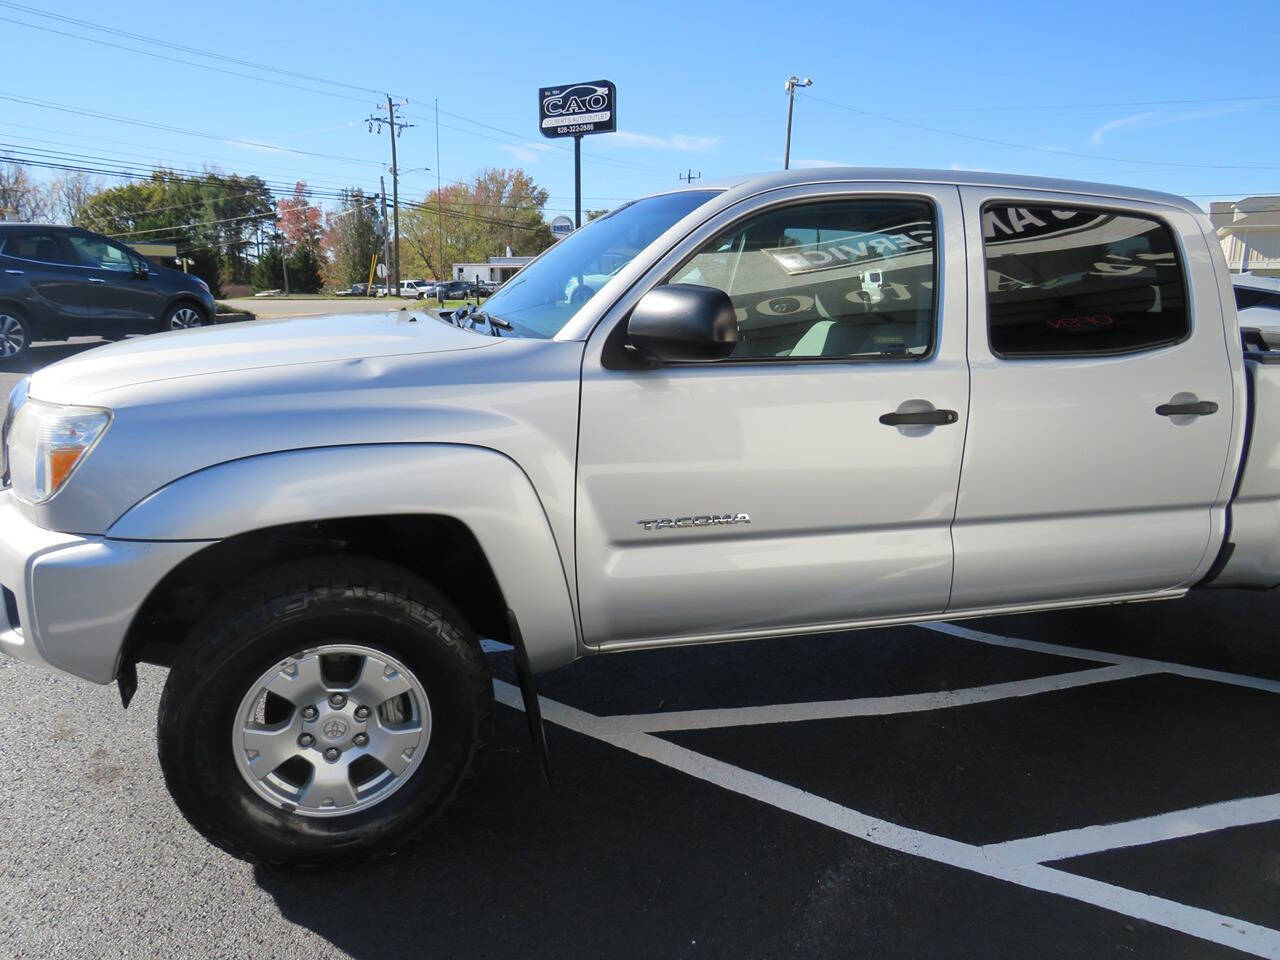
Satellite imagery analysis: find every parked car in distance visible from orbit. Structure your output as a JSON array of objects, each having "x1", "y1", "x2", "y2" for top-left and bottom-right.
[
  {"x1": 5, "y1": 168, "x2": 1280, "y2": 867},
  {"x1": 0, "y1": 223, "x2": 215, "y2": 362},
  {"x1": 1235, "y1": 273, "x2": 1280, "y2": 346},
  {"x1": 436, "y1": 279, "x2": 475, "y2": 300},
  {"x1": 334, "y1": 283, "x2": 371, "y2": 297},
  {"x1": 397, "y1": 279, "x2": 436, "y2": 299}
]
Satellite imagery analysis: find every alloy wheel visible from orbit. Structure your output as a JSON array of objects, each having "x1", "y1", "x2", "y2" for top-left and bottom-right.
[
  {"x1": 169, "y1": 307, "x2": 204, "y2": 329},
  {"x1": 233, "y1": 644, "x2": 432, "y2": 817},
  {"x1": 0, "y1": 313, "x2": 27, "y2": 358}
]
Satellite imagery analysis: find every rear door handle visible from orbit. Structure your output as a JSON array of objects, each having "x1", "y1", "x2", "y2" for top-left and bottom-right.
[
  {"x1": 87, "y1": 277, "x2": 106, "y2": 283},
  {"x1": 879, "y1": 409, "x2": 959, "y2": 426},
  {"x1": 3, "y1": 269, "x2": 22, "y2": 275},
  {"x1": 1156, "y1": 400, "x2": 1218, "y2": 417}
]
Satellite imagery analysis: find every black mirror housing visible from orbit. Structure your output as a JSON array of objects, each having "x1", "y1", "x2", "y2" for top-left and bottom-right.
[{"x1": 627, "y1": 283, "x2": 738, "y2": 363}]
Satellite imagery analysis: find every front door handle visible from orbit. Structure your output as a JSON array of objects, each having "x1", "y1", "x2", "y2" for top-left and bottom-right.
[
  {"x1": 87, "y1": 277, "x2": 106, "y2": 284},
  {"x1": 3, "y1": 269, "x2": 22, "y2": 275},
  {"x1": 879, "y1": 409, "x2": 959, "y2": 426},
  {"x1": 1156, "y1": 400, "x2": 1218, "y2": 417}
]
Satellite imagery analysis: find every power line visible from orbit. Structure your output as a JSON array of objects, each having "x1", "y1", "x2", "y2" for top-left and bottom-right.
[
  {"x1": 0, "y1": 14, "x2": 372, "y2": 105},
  {"x1": 0, "y1": 1, "x2": 392, "y2": 99},
  {"x1": 0, "y1": 92, "x2": 384, "y2": 168},
  {"x1": 797, "y1": 91, "x2": 1280, "y2": 172}
]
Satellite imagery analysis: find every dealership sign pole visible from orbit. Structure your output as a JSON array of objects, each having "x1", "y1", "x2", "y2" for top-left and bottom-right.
[{"x1": 539, "y1": 81, "x2": 616, "y2": 228}]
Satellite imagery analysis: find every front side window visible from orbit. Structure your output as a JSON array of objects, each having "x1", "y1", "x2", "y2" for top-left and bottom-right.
[
  {"x1": 671, "y1": 198, "x2": 936, "y2": 360},
  {"x1": 68, "y1": 233, "x2": 136, "y2": 272},
  {"x1": 1, "y1": 232, "x2": 73, "y2": 264},
  {"x1": 982, "y1": 204, "x2": 1189, "y2": 357}
]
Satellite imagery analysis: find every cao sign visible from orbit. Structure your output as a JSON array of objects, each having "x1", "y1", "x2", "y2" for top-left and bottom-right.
[{"x1": 539, "y1": 80, "x2": 616, "y2": 139}]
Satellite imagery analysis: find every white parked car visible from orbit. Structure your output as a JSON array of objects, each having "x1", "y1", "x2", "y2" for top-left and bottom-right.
[{"x1": 1235, "y1": 273, "x2": 1280, "y2": 346}]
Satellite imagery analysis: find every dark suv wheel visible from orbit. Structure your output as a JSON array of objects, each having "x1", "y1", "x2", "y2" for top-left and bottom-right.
[
  {"x1": 157, "y1": 556, "x2": 493, "y2": 865},
  {"x1": 163, "y1": 302, "x2": 207, "y2": 331},
  {"x1": 0, "y1": 306, "x2": 31, "y2": 364}
]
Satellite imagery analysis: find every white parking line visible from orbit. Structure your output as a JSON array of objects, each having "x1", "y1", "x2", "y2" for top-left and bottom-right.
[
  {"x1": 610, "y1": 664, "x2": 1151, "y2": 733},
  {"x1": 919, "y1": 621, "x2": 1280, "y2": 695},
  {"x1": 985, "y1": 792, "x2": 1280, "y2": 866},
  {"x1": 493, "y1": 680, "x2": 1280, "y2": 958}
]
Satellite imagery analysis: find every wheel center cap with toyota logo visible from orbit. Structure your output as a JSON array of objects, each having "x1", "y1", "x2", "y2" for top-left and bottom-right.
[{"x1": 320, "y1": 717, "x2": 350, "y2": 742}]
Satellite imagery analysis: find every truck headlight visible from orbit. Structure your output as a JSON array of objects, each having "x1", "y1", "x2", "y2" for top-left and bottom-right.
[{"x1": 6, "y1": 399, "x2": 111, "y2": 503}]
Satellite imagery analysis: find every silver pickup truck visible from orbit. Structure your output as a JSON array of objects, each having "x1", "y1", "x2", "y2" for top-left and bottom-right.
[{"x1": 2, "y1": 168, "x2": 1278, "y2": 865}]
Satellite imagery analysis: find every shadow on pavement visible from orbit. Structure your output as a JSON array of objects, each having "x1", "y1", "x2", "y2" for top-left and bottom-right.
[{"x1": 1, "y1": 338, "x2": 110, "y2": 376}]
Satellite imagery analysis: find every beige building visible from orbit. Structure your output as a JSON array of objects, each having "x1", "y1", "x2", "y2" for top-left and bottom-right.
[{"x1": 1209, "y1": 196, "x2": 1280, "y2": 277}]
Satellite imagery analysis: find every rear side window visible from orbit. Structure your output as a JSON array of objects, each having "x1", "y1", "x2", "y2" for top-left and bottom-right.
[
  {"x1": 982, "y1": 204, "x2": 1189, "y2": 358},
  {"x1": 1, "y1": 231, "x2": 73, "y2": 264}
]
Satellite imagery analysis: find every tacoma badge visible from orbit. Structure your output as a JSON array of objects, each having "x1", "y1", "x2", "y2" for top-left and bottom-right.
[{"x1": 636, "y1": 514, "x2": 751, "y2": 531}]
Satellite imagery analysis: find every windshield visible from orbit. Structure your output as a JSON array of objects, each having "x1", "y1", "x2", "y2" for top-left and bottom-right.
[{"x1": 479, "y1": 189, "x2": 718, "y2": 338}]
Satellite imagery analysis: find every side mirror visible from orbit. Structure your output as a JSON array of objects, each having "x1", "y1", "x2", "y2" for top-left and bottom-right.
[
  {"x1": 133, "y1": 260, "x2": 149, "y2": 278},
  {"x1": 627, "y1": 283, "x2": 738, "y2": 363}
]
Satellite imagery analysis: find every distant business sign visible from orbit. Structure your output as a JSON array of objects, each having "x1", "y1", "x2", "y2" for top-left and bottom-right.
[
  {"x1": 550, "y1": 215, "x2": 574, "y2": 238},
  {"x1": 538, "y1": 80, "x2": 616, "y2": 139}
]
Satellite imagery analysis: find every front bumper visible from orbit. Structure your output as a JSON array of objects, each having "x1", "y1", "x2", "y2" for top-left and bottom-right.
[{"x1": 0, "y1": 492, "x2": 206, "y2": 684}]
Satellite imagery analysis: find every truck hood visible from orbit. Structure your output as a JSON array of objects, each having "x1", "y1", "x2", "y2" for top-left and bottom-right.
[{"x1": 29, "y1": 310, "x2": 499, "y2": 403}]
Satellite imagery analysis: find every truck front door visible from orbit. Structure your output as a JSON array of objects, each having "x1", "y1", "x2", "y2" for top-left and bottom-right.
[
  {"x1": 949, "y1": 190, "x2": 1236, "y2": 609},
  {"x1": 575, "y1": 184, "x2": 970, "y2": 648}
]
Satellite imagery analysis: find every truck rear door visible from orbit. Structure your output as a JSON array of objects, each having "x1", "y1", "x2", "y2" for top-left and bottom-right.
[
  {"x1": 575, "y1": 183, "x2": 970, "y2": 647},
  {"x1": 950, "y1": 189, "x2": 1236, "y2": 610}
]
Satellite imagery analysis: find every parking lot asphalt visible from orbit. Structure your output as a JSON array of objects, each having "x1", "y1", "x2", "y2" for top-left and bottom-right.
[
  {"x1": 2, "y1": 592, "x2": 1279, "y2": 960},
  {"x1": 1, "y1": 342, "x2": 1279, "y2": 959}
]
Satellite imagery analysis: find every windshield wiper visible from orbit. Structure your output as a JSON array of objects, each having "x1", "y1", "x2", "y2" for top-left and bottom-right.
[{"x1": 472, "y1": 309, "x2": 512, "y2": 337}]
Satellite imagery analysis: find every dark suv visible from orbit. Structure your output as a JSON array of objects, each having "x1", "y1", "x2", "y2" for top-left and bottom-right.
[{"x1": 0, "y1": 223, "x2": 216, "y2": 363}]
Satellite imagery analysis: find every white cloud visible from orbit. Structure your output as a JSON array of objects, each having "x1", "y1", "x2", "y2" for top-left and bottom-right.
[
  {"x1": 1090, "y1": 112, "x2": 1159, "y2": 145},
  {"x1": 499, "y1": 142, "x2": 556, "y2": 164},
  {"x1": 1091, "y1": 106, "x2": 1246, "y2": 145},
  {"x1": 609, "y1": 131, "x2": 721, "y2": 152}
]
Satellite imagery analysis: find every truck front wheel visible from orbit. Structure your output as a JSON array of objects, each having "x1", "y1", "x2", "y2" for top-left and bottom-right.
[{"x1": 156, "y1": 556, "x2": 493, "y2": 865}]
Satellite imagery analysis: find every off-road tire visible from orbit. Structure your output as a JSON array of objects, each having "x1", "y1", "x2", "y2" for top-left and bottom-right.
[{"x1": 156, "y1": 556, "x2": 493, "y2": 866}]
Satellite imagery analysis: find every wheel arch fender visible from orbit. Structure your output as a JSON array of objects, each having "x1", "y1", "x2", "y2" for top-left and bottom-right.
[{"x1": 109, "y1": 443, "x2": 580, "y2": 671}]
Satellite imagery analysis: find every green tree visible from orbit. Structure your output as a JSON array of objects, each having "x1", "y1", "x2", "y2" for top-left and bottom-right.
[
  {"x1": 77, "y1": 170, "x2": 275, "y2": 296},
  {"x1": 585, "y1": 208, "x2": 610, "y2": 222},
  {"x1": 399, "y1": 168, "x2": 554, "y2": 280},
  {"x1": 285, "y1": 244, "x2": 323, "y2": 294},
  {"x1": 252, "y1": 244, "x2": 284, "y2": 291},
  {"x1": 323, "y1": 188, "x2": 381, "y2": 288}
]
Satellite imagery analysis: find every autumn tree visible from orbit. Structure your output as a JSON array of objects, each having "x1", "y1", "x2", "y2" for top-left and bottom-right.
[
  {"x1": 399, "y1": 168, "x2": 554, "y2": 280},
  {"x1": 0, "y1": 160, "x2": 50, "y2": 221},
  {"x1": 323, "y1": 188, "x2": 381, "y2": 288},
  {"x1": 48, "y1": 172, "x2": 104, "y2": 225},
  {"x1": 276, "y1": 181, "x2": 324, "y2": 252}
]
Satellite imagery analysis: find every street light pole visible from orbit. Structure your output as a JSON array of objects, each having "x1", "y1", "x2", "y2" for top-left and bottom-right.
[{"x1": 783, "y1": 76, "x2": 812, "y2": 171}]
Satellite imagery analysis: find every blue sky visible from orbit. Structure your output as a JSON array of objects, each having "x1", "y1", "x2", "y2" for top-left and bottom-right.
[{"x1": 3, "y1": 0, "x2": 1278, "y2": 216}]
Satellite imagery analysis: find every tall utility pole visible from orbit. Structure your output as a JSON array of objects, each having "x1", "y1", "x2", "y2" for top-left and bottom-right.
[
  {"x1": 379, "y1": 176, "x2": 392, "y2": 292},
  {"x1": 679, "y1": 168, "x2": 702, "y2": 184},
  {"x1": 366, "y1": 96, "x2": 413, "y2": 296},
  {"x1": 783, "y1": 76, "x2": 812, "y2": 170},
  {"x1": 435, "y1": 98, "x2": 444, "y2": 284}
]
